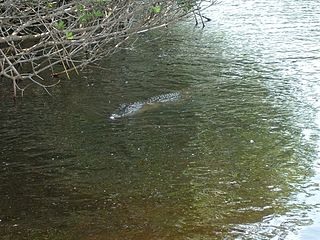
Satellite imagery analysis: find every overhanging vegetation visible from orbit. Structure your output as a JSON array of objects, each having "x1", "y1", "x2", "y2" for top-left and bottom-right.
[{"x1": 0, "y1": 0, "x2": 216, "y2": 97}]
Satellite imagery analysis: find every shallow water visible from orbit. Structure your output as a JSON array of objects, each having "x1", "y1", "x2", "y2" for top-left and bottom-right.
[{"x1": 1, "y1": 0, "x2": 320, "y2": 239}]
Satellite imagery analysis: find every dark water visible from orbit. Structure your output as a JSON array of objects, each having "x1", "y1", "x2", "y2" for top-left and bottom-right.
[{"x1": 1, "y1": 0, "x2": 320, "y2": 239}]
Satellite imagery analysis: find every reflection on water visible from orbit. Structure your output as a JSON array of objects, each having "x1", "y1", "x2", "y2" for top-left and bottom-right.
[{"x1": 1, "y1": 0, "x2": 320, "y2": 239}]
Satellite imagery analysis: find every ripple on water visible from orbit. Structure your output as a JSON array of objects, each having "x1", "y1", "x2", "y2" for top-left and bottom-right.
[{"x1": 2, "y1": 0, "x2": 320, "y2": 239}]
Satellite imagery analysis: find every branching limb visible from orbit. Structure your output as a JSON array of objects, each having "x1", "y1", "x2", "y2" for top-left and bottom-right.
[{"x1": 0, "y1": 0, "x2": 217, "y2": 97}]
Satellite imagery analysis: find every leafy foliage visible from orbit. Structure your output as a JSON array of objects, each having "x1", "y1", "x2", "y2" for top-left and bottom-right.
[{"x1": 78, "y1": 4, "x2": 105, "y2": 23}]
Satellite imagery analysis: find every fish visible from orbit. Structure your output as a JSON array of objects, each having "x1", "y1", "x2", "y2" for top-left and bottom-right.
[{"x1": 109, "y1": 92, "x2": 182, "y2": 120}]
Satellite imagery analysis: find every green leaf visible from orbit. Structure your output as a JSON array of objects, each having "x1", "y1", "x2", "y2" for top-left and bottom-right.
[
  {"x1": 151, "y1": 5, "x2": 161, "y2": 14},
  {"x1": 55, "y1": 20, "x2": 65, "y2": 30},
  {"x1": 77, "y1": 4, "x2": 85, "y2": 13},
  {"x1": 80, "y1": 13, "x2": 92, "y2": 22},
  {"x1": 66, "y1": 31, "x2": 74, "y2": 40},
  {"x1": 94, "y1": 10, "x2": 104, "y2": 17},
  {"x1": 177, "y1": 0, "x2": 196, "y2": 12},
  {"x1": 96, "y1": 0, "x2": 110, "y2": 4},
  {"x1": 79, "y1": 15, "x2": 87, "y2": 22}
]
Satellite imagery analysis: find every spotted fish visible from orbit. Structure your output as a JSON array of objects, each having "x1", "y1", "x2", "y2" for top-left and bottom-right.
[{"x1": 109, "y1": 92, "x2": 181, "y2": 120}]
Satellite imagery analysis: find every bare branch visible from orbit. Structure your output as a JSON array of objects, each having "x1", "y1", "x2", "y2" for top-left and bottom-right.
[{"x1": 0, "y1": 0, "x2": 217, "y2": 97}]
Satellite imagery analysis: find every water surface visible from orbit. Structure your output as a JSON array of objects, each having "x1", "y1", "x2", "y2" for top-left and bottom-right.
[{"x1": 1, "y1": 0, "x2": 320, "y2": 239}]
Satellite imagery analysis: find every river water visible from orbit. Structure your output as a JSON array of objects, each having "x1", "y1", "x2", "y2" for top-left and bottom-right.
[{"x1": 1, "y1": 0, "x2": 320, "y2": 239}]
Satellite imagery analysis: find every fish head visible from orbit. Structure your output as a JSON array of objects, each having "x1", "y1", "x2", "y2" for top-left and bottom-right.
[{"x1": 109, "y1": 113, "x2": 121, "y2": 120}]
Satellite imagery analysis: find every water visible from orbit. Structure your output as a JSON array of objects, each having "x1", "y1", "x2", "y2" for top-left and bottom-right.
[{"x1": 1, "y1": 0, "x2": 320, "y2": 239}]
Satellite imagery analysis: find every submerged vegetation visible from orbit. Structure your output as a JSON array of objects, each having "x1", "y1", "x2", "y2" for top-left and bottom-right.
[{"x1": 0, "y1": 0, "x2": 216, "y2": 97}]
